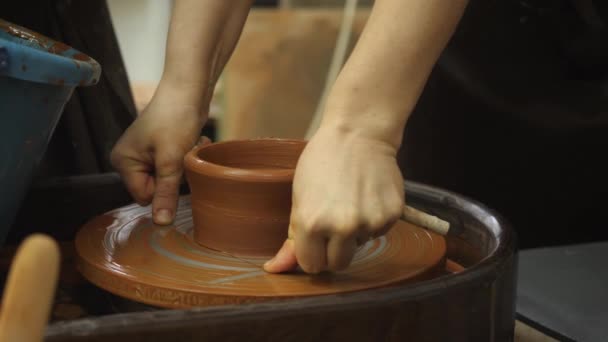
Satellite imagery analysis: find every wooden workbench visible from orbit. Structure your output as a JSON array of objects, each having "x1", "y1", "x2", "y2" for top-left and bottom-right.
[{"x1": 515, "y1": 321, "x2": 557, "y2": 342}]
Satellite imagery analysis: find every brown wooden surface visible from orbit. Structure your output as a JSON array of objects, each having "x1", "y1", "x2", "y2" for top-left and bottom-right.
[
  {"x1": 222, "y1": 9, "x2": 370, "y2": 140},
  {"x1": 514, "y1": 322, "x2": 557, "y2": 342}
]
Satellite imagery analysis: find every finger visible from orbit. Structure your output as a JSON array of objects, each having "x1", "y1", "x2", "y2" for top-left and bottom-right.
[
  {"x1": 263, "y1": 239, "x2": 298, "y2": 273},
  {"x1": 196, "y1": 136, "x2": 213, "y2": 147},
  {"x1": 363, "y1": 220, "x2": 397, "y2": 243},
  {"x1": 112, "y1": 153, "x2": 155, "y2": 206},
  {"x1": 376, "y1": 204, "x2": 404, "y2": 237},
  {"x1": 121, "y1": 169, "x2": 155, "y2": 206},
  {"x1": 152, "y1": 158, "x2": 182, "y2": 225},
  {"x1": 375, "y1": 220, "x2": 397, "y2": 238},
  {"x1": 326, "y1": 236, "x2": 358, "y2": 271},
  {"x1": 367, "y1": 204, "x2": 402, "y2": 240},
  {"x1": 294, "y1": 228, "x2": 327, "y2": 274}
]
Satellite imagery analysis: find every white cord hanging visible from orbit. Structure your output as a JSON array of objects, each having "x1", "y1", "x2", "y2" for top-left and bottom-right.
[{"x1": 304, "y1": 0, "x2": 359, "y2": 139}]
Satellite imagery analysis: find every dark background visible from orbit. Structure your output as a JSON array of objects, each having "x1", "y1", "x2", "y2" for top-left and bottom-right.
[{"x1": 400, "y1": 0, "x2": 608, "y2": 248}]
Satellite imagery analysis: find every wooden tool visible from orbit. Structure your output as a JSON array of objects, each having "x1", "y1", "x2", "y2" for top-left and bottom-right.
[
  {"x1": 0, "y1": 234, "x2": 60, "y2": 342},
  {"x1": 402, "y1": 205, "x2": 450, "y2": 236}
]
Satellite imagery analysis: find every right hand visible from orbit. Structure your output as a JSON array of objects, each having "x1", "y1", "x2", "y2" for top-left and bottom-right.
[{"x1": 110, "y1": 86, "x2": 207, "y2": 225}]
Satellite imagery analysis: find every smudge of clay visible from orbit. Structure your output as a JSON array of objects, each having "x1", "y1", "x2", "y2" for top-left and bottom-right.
[
  {"x1": 78, "y1": 78, "x2": 97, "y2": 86},
  {"x1": 72, "y1": 53, "x2": 91, "y2": 62},
  {"x1": 48, "y1": 42, "x2": 70, "y2": 54},
  {"x1": 445, "y1": 258, "x2": 466, "y2": 273}
]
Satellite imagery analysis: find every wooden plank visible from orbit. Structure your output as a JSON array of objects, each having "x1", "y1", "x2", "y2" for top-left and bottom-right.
[
  {"x1": 514, "y1": 321, "x2": 558, "y2": 342},
  {"x1": 222, "y1": 9, "x2": 370, "y2": 140}
]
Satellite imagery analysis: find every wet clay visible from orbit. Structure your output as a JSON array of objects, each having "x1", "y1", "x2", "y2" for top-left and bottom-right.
[
  {"x1": 184, "y1": 139, "x2": 306, "y2": 256},
  {"x1": 72, "y1": 53, "x2": 91, "y2": 62},
  {"x1": 445, "y1": 258, "x2": 465, "y2": 273},
  {"x1": 74, "y1": 196, "x2": 447, "y2": 309}
]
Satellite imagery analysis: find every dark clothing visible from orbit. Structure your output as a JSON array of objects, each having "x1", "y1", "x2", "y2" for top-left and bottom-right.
[
  {"x1": 399, "y1": 0, "x2": 608, "y2": 248},
  {"x1": 1, "y1": 0, "x2": 136, "y2": 177}
]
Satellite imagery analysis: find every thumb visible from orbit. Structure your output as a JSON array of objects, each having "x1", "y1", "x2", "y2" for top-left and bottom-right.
[
  {"x1": 195, "y1": 135, "x2": 213, "y2": 147},
  {"x1": 152, "y1": 156, "x2": 182, "y2": 225},
  {"x1": 263, "y1": 238, "x2": 298, "y2": 273}
]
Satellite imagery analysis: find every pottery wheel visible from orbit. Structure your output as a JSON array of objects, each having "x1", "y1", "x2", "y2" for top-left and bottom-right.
[{"x1": 75, "y1": 196, "x2": 446, "y2": 309}]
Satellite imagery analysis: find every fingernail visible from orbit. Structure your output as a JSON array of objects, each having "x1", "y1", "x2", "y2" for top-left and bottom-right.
[
  {"x1": 263, "y1": 257, "x2": 275, "y2": 269},
  {"x1": 155, "y1": 209, "x2": 172, "y2": 225}
]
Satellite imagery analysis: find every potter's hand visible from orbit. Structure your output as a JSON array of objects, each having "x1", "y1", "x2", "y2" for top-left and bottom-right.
[
  {"x1": 263, "y1": 0, "x2": 467, "y2": 274},
  {"x1": 264, "y1": 126, "x2": 404, "y2": 273},
  {"x1": 111, "y1": 0, "x2": 252, "y2": 225},
  {"x1": 110, "y1": 89, "x2": 206, "y2": 225}
]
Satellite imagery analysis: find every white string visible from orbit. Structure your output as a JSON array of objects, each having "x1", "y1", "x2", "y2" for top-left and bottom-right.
[{"x1": 304, "y1": 0, "x2": 359, "y2": 139}]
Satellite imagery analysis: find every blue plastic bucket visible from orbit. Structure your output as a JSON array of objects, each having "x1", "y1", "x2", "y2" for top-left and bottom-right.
[{"x1": 0, "y1": 19, "x2": 101, "y2": 244}]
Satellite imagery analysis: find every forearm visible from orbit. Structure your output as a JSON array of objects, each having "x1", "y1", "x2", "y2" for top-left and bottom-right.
[
  {"x1": 158, "y1": 0, "x2": 253, "y2": 116},
  {"x1": 322, "y1": 0, "x2": 468, "y2": 149}
]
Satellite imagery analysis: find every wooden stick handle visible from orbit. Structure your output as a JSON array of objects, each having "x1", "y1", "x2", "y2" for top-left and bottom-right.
[
  {"x1": 0, "y1": 234, "x2": 60, "y2": 342},
  {"x1": 402, "y1": 205, "x2": 450, "y2": 236}
]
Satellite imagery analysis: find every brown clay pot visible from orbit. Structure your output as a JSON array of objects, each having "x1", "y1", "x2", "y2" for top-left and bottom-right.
[{"x1": 183, "y1": 138, "x2": 307, "y2": 256}]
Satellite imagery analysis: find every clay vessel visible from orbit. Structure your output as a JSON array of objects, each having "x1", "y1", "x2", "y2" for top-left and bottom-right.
[{"x1": 183, "y1": 138, "x2": 306, "y2": 256}]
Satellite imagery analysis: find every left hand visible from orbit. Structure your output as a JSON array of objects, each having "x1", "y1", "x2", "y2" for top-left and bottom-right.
[{"x1": 263, "y1": 125, "x2": 405, "y2": 274}]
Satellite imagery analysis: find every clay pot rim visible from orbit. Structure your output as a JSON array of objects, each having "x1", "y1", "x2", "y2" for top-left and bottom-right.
[{"x1": 184, "y1": 138, "x2": 307, "y2": 182}]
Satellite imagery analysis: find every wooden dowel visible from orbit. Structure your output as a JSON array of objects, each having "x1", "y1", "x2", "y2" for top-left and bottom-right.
[
  {"x1": 0, "y1": 234, "x2": 60, "y2": 342},
  {"x1": 402, "y1": 205, "x2": 450, "y2": 236}
]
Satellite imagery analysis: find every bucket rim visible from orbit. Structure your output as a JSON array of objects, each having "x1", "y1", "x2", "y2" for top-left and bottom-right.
[{"x1": 0, "y1": 18, "x2": 101, "y2": 87}]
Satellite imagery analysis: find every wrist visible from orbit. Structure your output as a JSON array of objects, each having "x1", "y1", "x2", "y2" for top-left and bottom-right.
[
  {"x1": 317, "y1": 115, "x2": 404, "y2": 154},
  {"x1": 155, "y1": 73, "x2": 211, "y2": 119},
  {"x1": 319, "y1": 95, "x2": 410, "y2": 151}
]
